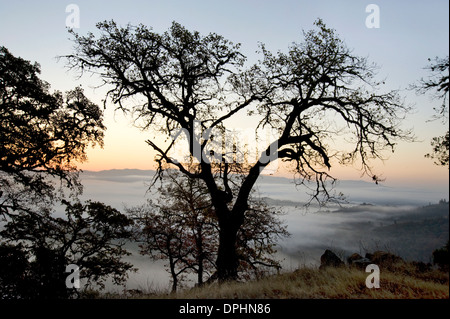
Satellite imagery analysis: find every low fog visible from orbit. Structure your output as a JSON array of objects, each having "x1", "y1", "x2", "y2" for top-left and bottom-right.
[{"x1": 77, "y1": 170, "x2": 449, "y2": 292}]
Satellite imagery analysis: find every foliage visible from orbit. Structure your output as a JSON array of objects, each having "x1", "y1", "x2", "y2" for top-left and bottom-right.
[
  {"x1": 129, "y1": 170, "x2": 289, "y2": 291},
  {"x1": 414, "y1": 56, "x2": 449, "y2": 167},
  {"x1": 433, "y1": 241, "x2": 449, "y2": 271},
  {"x1": 0, "y1": 45, "x2": 105, "y2": 217},
  {"x1": 425, "y1": 126, "x2": 449, "y2": 167},
  {"x1": 0, "y1": 46, "x2": 133, "y2": 298},
  {"x1": 0, "y1": 200, "x2": 134, "y2": 298},
  {"x1": 416, "y1": 56, "x2": 449, "y2": 115}
]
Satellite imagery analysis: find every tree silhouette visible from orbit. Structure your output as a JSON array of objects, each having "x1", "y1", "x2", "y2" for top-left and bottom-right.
[
  {"x1": 0, "y1": 46, "x2": 105, "y2": 219},
  {"x1": 130, "y1": 169, "x2": 288, "y2": 292},
  {"x1": 66, "y1": 19, "x2": 412, "y2": 281},
  {"x1": 0, "y1": 200, "x2": 134, "y2": 298},
  {"x1": 0, "y1": 46, "x2": 133, "y2": 298},
  {"x1": 432, "y1": 240, "x2": 449, "y2": 272},
  {"x1": 414, "y1": 56, "x2": 449, "y2": 167}
]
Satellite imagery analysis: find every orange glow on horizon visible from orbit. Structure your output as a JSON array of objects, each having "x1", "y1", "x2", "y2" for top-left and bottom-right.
[
  {"x1": 78, "y1": 141, "x2": 449, "y2": 190},
  {"x1": 77, "y1": 107, "x2": 448, "y2": 189}
]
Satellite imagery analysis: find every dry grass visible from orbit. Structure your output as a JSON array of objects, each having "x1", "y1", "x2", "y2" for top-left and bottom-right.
[
  {"x1": 93, "y1": 262, "x2": 449, "y2": 299},
  {"x1": 153, "y1": 265, "x2": 449, "y2": 299}
]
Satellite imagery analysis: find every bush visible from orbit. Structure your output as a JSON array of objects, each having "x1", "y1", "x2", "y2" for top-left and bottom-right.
[{"x1": 432, "y1": 241, "x2": 449, "y2": 271}]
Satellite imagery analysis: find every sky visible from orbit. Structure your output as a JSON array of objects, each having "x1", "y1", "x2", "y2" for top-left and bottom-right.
[{"x1": 0, "y1": 0, "x2": 449, "y2": 189}]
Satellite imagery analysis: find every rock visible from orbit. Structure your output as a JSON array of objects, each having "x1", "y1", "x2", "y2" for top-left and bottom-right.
[
  {"x1": 348, "y1": 253, "x2": 373, "y2": 269},
  {"x1": 365, "y1": 252, "x2": 374, "y2": 260},
  {"x1": 364, "y1": 251, "x2": 404, "y2": 271},
  {"x1": 370, "y1": 251, "x2": 404, "y2": 267},
  {"x1": 319, "y1": 249, "x2": 344, "y2": 270},
  {"x1": 347, "y1": 253, "x2": 363, "y2": 265},
  {"x1": 353, "y1": 258, "x2": 372, "y2": 269}
]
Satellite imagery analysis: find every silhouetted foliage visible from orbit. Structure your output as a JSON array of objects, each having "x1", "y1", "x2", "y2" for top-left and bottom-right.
[
  {"x1": 0, "y1": 200, "x2": 134, "y2": 298},
  {"x1": 0, "y1": 46, "x2": 133, "y2": 298},
  {"x1": 130, "y1": 169, "x2": 288, "y2": 292},
  {"x1": 426, "y1": 131, "x2": 449, "y2": 167},
  {"x1": 433, "y1": 240, "x2": 449, "y2": 272},
  {"x1": 0, "y1": 244, "x2": 32, "y2": 298},
  {"x1": 0, "y1": 45, "x2": 105, "y2": 218},
  {"x1": 416, "y1": 57, "x2": 449, "y2": 114},
  {"x1": 414, "y1": 56, "x2": 449, "y2": 167},
  {"x1": 67, "y1": 19, "x2": 412, "y2": 281}
]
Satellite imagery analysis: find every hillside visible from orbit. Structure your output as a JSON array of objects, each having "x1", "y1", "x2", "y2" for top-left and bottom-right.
[
  {"x1": 331, "y1": 202, "x2": 449, "y2": 262},
  {"x1": 97, "y1": 259, "x2": 449, "y2": 299},
  {"x1": 170, "y1": 267, "x2": 449, "y2": 299}
]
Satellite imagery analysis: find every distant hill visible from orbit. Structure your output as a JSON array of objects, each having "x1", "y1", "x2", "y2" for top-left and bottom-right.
[
  {"x1": 83, "y1": 168, "x2": 155, "y2": 175},
  {"x1": 330, "y1": 202, "x2": 449, "y2": 262},
  {"x1": 370, "y1": 202, "x2": 449, "y2": 261},
  {"x1": 80, "y1": 168, "x2": 448, "y2": 206},
  {"x1": 81, "y1": 169, "x2": 155, "y2": 183}
]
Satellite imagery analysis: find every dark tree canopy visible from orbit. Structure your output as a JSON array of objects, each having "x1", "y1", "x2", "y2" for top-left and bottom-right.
[
  {"x1": 0, "y1": 200, "x2": 134, "y2": 298},
  {"x1": 0, "y1": 46, "x2": 105, "y2": 217},
  {"x1": 0, "y1": 47, "x2": 133, "y2": 298},
  {"x1": 425, "y1": 131, "x2": 449, "y2": 167},
  {"x1": 67, "y1": 19, "x2": 412, "y2": 281},
  {"x1": 237, "y1": 21, "x2": 412, "y2": 186}
]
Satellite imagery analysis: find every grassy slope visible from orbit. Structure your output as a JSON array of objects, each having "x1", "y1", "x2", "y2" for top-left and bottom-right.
[
  {"x1": 100, "y1": 264, "x2": 448, "y2": 299},
  {"x1": 168, "y1": 267, "x2": 449, "y2": 299}
]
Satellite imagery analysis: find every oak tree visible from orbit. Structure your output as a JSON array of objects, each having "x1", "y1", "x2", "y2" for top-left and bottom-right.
[
  {"x1": 130, "y1": 169, "x2": 288, "y2": 292},
  {"x1": 67, "y1": 19, "x2": 411, "y2": 281},
  {"x1": 0, "y1": 46, "x2": 105, "y2": 219},
  {"x1": 0, "y1": 200, "x2": 134, "y2": 298},
  {"x1": 0, "y1": 47, "x2": 133, "y2": 298}
]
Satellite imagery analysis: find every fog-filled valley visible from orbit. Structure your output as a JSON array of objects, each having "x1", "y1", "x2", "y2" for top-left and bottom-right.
[{"x1": 73, "y1": 170, "x2": 449, "y2": 292}]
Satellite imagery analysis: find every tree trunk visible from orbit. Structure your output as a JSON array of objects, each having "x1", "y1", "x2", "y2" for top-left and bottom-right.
[
  {"x1": 201, "y1": 162, "x2": 247, "y2": 282},
  {"x1": 168, "y1": 252, "x2": 178, "y2": 293},
  {"x1": 216, "y1": 217, "x2": 241, "y2": 282},
  {"x1": 197, "y1": 263, "x2": 203, "y2": 286},
  {"x1": 171, "y1": 276, "x2": 178, "y2": 294},
  {"x1": 214, "y1": 160, "x2": 268, "y2": 281},
  {"x1": 197, "y1": 240, "x2": 204, "y2": 286}
]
